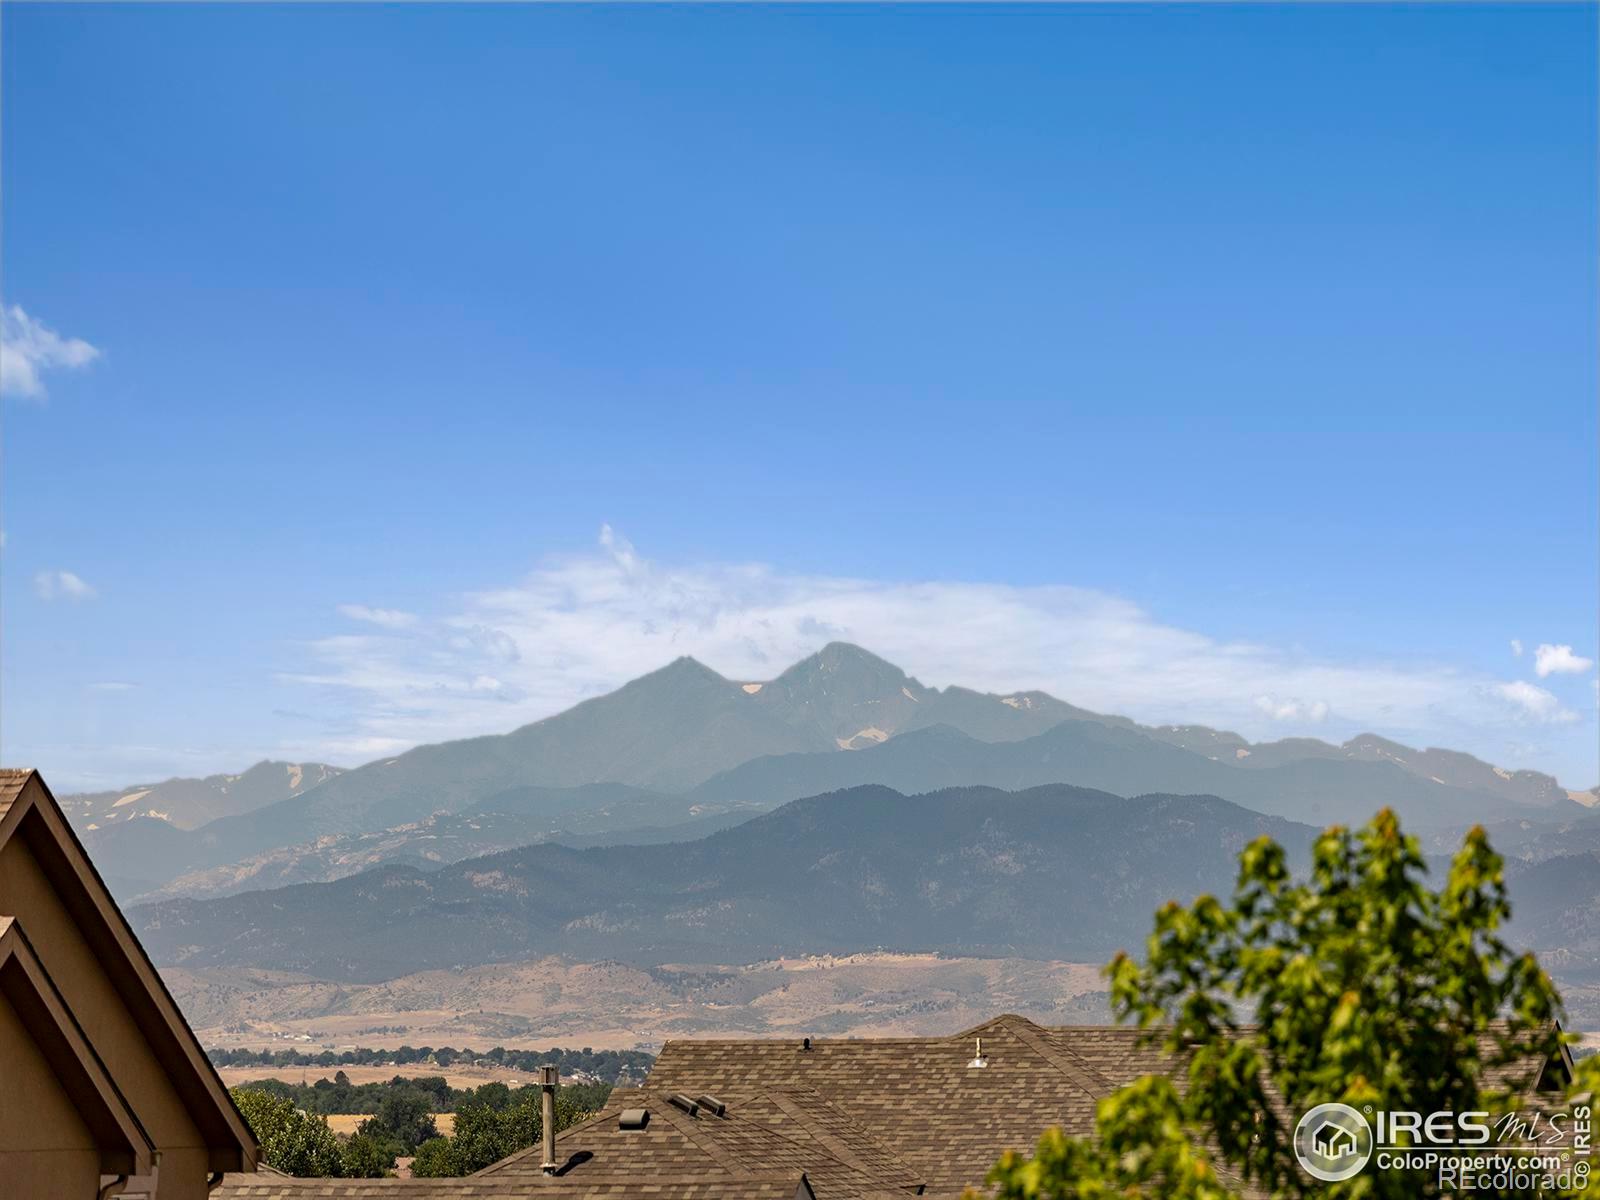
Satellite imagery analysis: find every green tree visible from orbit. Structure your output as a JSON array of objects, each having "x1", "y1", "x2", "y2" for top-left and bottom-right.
[
  {"x1": 339, "y1": 1132, "x2": 393, "y2": 1178},
  {"x1": 411, "y1": 1135, "x2": 460, "y2": 1178},
  {"x1": 368, "y1": 1087, "x2": 439, "y2": 1149},
  {"x1": 982, "y1": 811, "x2": 1579, "y2": 1199},
  {"x1": 231, "y1": 1088, "x2": 345, "y2": 1178},
  {"x1": 411, "y1": 1086, "x2": 596, "y2": 1177}
]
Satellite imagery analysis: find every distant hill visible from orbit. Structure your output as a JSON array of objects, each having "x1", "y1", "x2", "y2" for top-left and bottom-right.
[
  {"x1": 1216, "y1": 732, "x2": 1572, "y2": 810},
  {"x1": 77, "y1": 643, "x2": 1582, "y2": 901},
  {"x1": 686, "y1": 720, "x2": 1550, "y2": 830},
  {"x1": 1505, "y1": 852, "x2": 1600, "y2": 984},
  {"x1": 60, "y1": 761, "x2": 342, "y2": 831},
  {"x1": 1422, "y1": 805, "x2": 1600, "y2": 863},
  {"x1": 129, "y1": 783, "x2": 1316, "y2": 980},
  {"x1": 127, "y1": 785, "x2": 761, "y2": 903}
]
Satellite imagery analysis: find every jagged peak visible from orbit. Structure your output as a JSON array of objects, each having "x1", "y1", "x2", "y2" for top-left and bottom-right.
[
  {"x1": 636, "y1": 655, "x2": 730, "y2": 685},
  {"x1": 777, "y1": 642, "x2": 909, "y2": 680}
]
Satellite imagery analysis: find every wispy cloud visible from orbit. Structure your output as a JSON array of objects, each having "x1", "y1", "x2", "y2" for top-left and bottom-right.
[
  {"x1": 34, "y1": 569, "x2": 96, "y2": 601},
  {"x1": 1510, "y1": 638, "x2": 1523, "y2": 658},
  {"x1": 1495, "y1": 680, "x2": 1579, "y2": 725},
  {"x1": 338, "y1": 604, "x2": 419, "y2": 629},
  {"x1": 1533, "y1": 643, "x2": 1594, "y2": 678},
  {"x1": 1, "y1": 305, "x2": 99, "y2": 398},
  {"x1": 281, "y1": 526, "x2": 1590, "y2": 769}
]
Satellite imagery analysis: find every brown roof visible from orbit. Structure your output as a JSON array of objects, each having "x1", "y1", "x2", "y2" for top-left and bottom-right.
[
  {"x1": 213, "y1": 1173, "x2": 812, "y2": 1199},
  {"x1": 480, "y1": 1086, "x2": 922, "y2": 1196},
  {"x1": 0, "y1": 768, "x2": 32, "y2": 819},
  {"x1": 640, "y1": 1012, "x2": 1570, "y2": 1195},
  {"x1": 0, "y1": 767, "x2": 258, "y2": 1169},
  {"x1": 639, "y1": 1013, "x2": 1122, "y2": 1193}
]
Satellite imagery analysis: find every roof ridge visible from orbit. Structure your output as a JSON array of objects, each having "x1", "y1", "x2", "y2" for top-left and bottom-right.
[
  {"x1": 648, "y1": 1089, "x2": 763, "y2": 1177},
  {"x1": 647, "y1": 1085, "x2": 908, "y2": 1193},
  {"x1": 990, "y1": 1014, "x2": 1116, "y2": 1099},
  {"x1": 764, "y1": 1089, "x2": 926, "y2": 1189}
]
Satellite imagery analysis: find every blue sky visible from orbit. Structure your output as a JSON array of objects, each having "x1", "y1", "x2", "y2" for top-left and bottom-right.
[{"x1": 3, "y1": 3, "x2": 1596, "y2": 791}]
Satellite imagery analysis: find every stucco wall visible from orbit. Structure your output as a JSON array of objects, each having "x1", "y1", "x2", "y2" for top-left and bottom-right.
[
  {"x1": 0, "y1": 833, "x2": 208, "y2": 1199},
  {"x1": 0, "y1": 988, "x2": 100, "y2": 1199}
]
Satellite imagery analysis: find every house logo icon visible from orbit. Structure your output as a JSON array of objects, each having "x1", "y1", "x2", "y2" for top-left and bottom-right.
[
  {"x1": 1293, "y1": 1103, "x2": 1373, "y2": 1182},
  {"x1": 1313, "y1": 1121, "x2": 1357, "y2": 1159}
]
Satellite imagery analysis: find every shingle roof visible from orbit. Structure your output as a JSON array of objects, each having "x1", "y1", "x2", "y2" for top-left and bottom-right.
[
  {"x1": 213, "y1": 1173, "x2": 810, "y2": 1199},
  {"x1": 641, "y1": 1012, "x2": 1568, "y2": 1195},
  {"x1": 0, "y1": 767, "x2": 34, "y2": 822},
  {"x1": 641, "y1": 1014, "x2": 1117, "y2": 1193},
  {"x1": 480, "y1": 1087, "x2": 921, "y2": 1196}
]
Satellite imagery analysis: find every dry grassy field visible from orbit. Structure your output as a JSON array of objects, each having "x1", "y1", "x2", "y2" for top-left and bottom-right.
[
  {"x1": 217, "y1": 1063, "x2": 540, "y2": 1090},
  {"x1": 173, "y1": 952, "x2": 1110, "y2": 1052},
  {"x1": 317, "y1": 1113, "x2": 456, "y2": 1138}
]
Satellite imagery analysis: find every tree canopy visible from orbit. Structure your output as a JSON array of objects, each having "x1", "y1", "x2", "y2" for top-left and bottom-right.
[
  {"x1": 412, "y1": 1086, "x2": 595, "y2": 1177},
  {"x1": 981, "y1": 810, "x2": 1594, "y2": 1199},
  {"x1": 230, "y1": 1088, "x2": 389, "y2": 1178}
]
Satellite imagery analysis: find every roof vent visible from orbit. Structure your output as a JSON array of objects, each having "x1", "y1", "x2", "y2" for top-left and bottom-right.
[
  {"x1": 800, "y1": 1037, "x2": 812, "y2": 1052},
  {"x1": 695, "y1": 1094, "x2": 727, "y2": 1117},
  {"x1": 619, "y1": 1108, "x2": 649, "y2": 1130},
  {"x1": 967, "y1": 1037, "x2": 989, "y2": 1069},
  {"x1": 667, "y1": 1093, "x2": 700, "y2": 1116}
]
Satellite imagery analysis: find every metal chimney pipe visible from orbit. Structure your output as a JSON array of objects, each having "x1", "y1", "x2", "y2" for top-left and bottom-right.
[{"x1": 539, "y1": 1065, "x2": 559, "y2": 1174}]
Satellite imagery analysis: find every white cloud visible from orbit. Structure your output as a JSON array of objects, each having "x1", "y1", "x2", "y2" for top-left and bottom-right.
[
  {"x1": 34, "y1": 570, "x2": 96, "y2": 601},
  {"x1": 338, "y1": 604, "x2": 419, "y2": 629},
  {"x1": 278, "y1": 528, "x2": 1594, "y2": 766},
  {"x1": 1510, "y1": 639, "x2": 1523, "y2": 657},
  {"x1": 1533, "y1": 643, "x2": 1594, "y2": 678},
  {"x1": 1494, "y1": 680, "x2": 1579, "y2": 726},
  {"x1": 1253, "y1": 695, "x2": 1330, "y2": 723},
  {"x1": 1, "y1": 305, "x2": 99, "y2": 398}
]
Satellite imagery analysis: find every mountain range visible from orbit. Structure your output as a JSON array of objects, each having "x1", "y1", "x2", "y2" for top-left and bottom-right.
[
  {"x1": 66, "y1": 643, "x2": 1590, "y2": 902},
  {"x1": 126, "y1": 780, "x2": 1600, "y2": 985},
  {"x1": 128, "y1": 784, "x2": 1317, "y2": 979}
]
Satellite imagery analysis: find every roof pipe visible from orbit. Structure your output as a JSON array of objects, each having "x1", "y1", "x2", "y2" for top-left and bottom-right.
[{"x1": 540, "y1": 1064, "x2": 560, "y2": 1174}]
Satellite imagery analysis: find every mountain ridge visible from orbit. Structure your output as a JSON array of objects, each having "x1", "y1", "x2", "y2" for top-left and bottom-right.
[
  {"x1": 128, "y1": 783, "x2": 1318, "y2": 980},
  {"x1": 69, "y1": 643, "x2": 1579, "y2": 901},
  {"x1": 60, "y1": 760, "x2": 343, "y2": 832}
]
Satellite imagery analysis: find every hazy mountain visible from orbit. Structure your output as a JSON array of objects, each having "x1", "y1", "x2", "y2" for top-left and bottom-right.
[
  {"x1": 1223, "y1": 733, "x2": 1572, "y2": 810},
  {"x1": 125, "y1": 784, "x2": 761, "y2": 903},
  {"x1": 198, "y1": 657, "x2": 821, "y2": 845},
  {"x1": 78, "y1": 643, "x2": 1580, "y2": 901},
  {"x1": 1422, "y1": 805, "x2": 1600, "y2": 863},
  {"x1": 687, "y1": 720, "x2": 1551, "y2": 830},
  {"x1": 1505, "y1": 852, "x2": 1600, "y2": 984},
  {"x1": 60, "y1": 761, "x2": 342, "y2": 831},
  {"x1": 129, "y1": 784, "x2": 1316, "y2": 981},
  {"x1": 744, "y1": 643, "x2": 1110, "y2": 748},
  {"x1": 744, "y1": 642, "x2": 934, "y2": 748}
]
